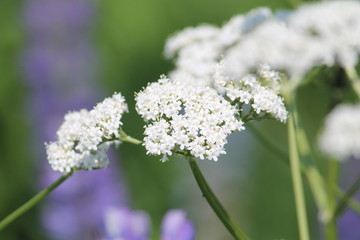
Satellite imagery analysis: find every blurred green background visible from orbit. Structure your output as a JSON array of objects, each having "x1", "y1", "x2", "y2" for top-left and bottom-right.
[{"x1": 0, "y1": 0, "x2": 325, "y2": 239}]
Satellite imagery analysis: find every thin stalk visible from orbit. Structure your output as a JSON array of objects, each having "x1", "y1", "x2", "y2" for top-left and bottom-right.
[
  {"x1": 0, "y1": 171, "x2": 73, "y2": 231},
  {"x1": 118, "y1": 128, "x2": 142, "y2": 145},
  {"x1": 325, "y1": 160, "x2": 339, "y2": 240},
  {"x1": 246, "y1": 123, "x2": 288, "y2": 164},
  {"x1": 287, "y1": 95, "x2": 310, "y2": 240},
  {"x1": 186, "y1": 157, "x2": 250, "y2": 240},
  {"x1": 247, "y1": 122, "x2": 360, "y2": 215},
  {"x1": 292, "y1": 111, "x2": 332, "y2": 223},
  {"x1": 345, "y1": 67, "x2": 360, "y2": 99},
  {"x1": 334, "y1": 175, "x2": 360, "y2": 218},
  {"x1": 119, "y1": 135, "x2": 142, "y2": 145}
]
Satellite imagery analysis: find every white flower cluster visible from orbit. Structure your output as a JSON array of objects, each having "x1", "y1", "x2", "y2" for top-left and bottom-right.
[
  {"x1": 164, "y1": 8, "x2": 272, "y2": 87},
  {"x1": 135, "y1": 76, "x2": 244, "y2": 161},
  {"x1": 165, "y1": 1, "x2": 360, "y2": 83},
  {"x1": 289, "y1": 1, "x2": 360, "y2": 68},
  {"x1": 319, "y1": 104, "x2": 360, "y2": 161},
  {"x1": 215, "y1": 63, "x2": 288, "y2": 123},
  {"x1": 223, "y1": 19, "x2": 331, "y2": 81},
  {"x1": 46, "y1": 93, "x2": 128, "y2": 173}
]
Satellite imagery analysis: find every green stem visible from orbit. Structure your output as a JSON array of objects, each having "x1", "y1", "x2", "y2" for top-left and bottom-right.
[
  {"x1": 246, "y1": 123, "x2": 288, "y2": 164},
  {"x1": 118, "y1": 128, "x2": 142, "y2": 145},
  {"x1": 247, "y1": 122, "x2": 360, "y2": 215},
  {"x1": 119, "y1": 135, "x2": 142, "y2": 145},
  {"x1": 0, "y1": 171, "x2": 73, "y2": 231},
  {"x1": 325, "y1": 160, "x2": 339, "y2": 240},
  {"x1": 292, "y1": 111, "x2": 333, "y2": 224},
  {"x1": 186, "y1": 157, "x2": 250, "y2": 240},
  {"x1": 287, "y1": 97, "x2": 310, "y2": 240},
  {"x1": 248, "y1": 122, "x2": 330, "y2": 219},
  {"x1": 334, "y1": 174, "x2": 360, "y2": 218},
  {"x1": 345, "y1": 67, "x2": 360, "y2": 99}
]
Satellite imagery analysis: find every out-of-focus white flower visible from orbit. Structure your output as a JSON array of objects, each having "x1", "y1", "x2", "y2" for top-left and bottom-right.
[
  {"x1": 164, "y1": 25, "x2": 220, "y2": 59},
  {"x1": 164, "y1": 8, "x2": 273, "y2": 87},
  {"x1": 135, "y1": 76, "x2": 244, "y2": 161},
  {"x1": 164, "y1": 25, "x2": 220, "y2": 87},
  {"x1": 46, "y1": 93, "x2": 128, "y2": 173},
  {"x1": 215, "y1": 62, "x2": 288, "y2": 123},
  {"x1": 319, "y1": 103, "x2": 360, "y2": 161},
  {"x1": 223, "y1": 20, "x2": 333, "y2": 81},
  {"x1": 165, "y1": 1, "x2": 360, "y2": 87},
  {"x1": 288, "y1": 0, "x2": 360, "y2": 68}
]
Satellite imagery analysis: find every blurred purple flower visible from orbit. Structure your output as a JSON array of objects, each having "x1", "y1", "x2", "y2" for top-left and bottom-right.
[
  {"x1": 101, "y1": 208, "x2": 151, "y2": 240},
  {"x1": 337, "y1": 158, "x2": 360, "y2": 239},
  {"x1": 99, "y1": 208, "x2": 195, "y2": 240},
  {"x1": 161, "y1": 210, "x2": 195, "y2": 240},
  {"x1": 22, "y1": 0, "x2": 128, "y2": 239}
]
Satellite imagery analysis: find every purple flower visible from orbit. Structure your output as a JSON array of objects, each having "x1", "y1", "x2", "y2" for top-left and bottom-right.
[
  {"x1": 22, "y1": 0, "x2": 129, "y2": 239},
  {"x1": 337, "y1": 158, "x2": 360, "y2": 239},
  {"x1": 99, "y1": 208, "x2": 195, "y2": 240},
  {"x1": 161, "y1": 210, "x2": 195, "y2": 240},
  {"x1": 101, "y1": 208, "x2": 151, "y2": 240}
]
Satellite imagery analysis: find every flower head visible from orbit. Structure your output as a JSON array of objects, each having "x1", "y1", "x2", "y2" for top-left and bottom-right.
[
  {"x1": 288, "y1": 0, "x2": 360, "y2": 68},
  {"x1": 215, "y1": 62, "x2": 288, "y2": 123},
  {"x1": 46, "y1": 93, "x2": 128, "y2": 173},
  {"x1": 99, "y1": 208, "x2": 195, "y2": 240},
  {"x1": 161, "y1": 210, "x2": 195, "y2": 240},
  {"x1": 319, "y1": 103, "x2": 360, "y2": 160},
  {"x1": 101, "y1": 208, "x2": 150, "y2": 240},
  {"x1": 136, "y1": 76, "x2": 243, "y2": 160}
]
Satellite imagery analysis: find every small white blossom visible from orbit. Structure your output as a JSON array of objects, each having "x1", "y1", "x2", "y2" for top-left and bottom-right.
[
  {"x1": 319, "y1": 103, "x2": 360, "y2": 160},
  {"x1": 215, "y1": 62, "x2": 288, "y2": 123},
  {"x1": 46, "y1": 93, "x2": 128, "y2": 173},
  {"x1": 136, "y1": 77, "x2": 244, "y2": 160},
  {"x1": 77, "y1": 93, "x2": 128, "y2": 151}
]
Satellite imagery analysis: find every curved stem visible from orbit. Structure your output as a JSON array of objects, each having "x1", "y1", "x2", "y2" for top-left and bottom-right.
[
  {"x1": 119, "y1": 135, "x2": 142, "y2": 145},
  {"x1": 118, "y1": 128, "x2": 142, "y2": 145},
  {"x1": 186, "y1": 157, "x2": 250, "y2": 240},
  {"x1": 246, "y1": 123, "x2": 288, "y2": 164},
  {"x1": 0, "y1": 171, "x2": 73, "y2": 231}
]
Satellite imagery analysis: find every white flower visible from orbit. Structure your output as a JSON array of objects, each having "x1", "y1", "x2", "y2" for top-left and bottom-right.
[
  {"x1": 288, "y1": 0, "x2": 360, "y2": 68},
  {"x1": 136, "y1": 76, "x2": 244, "y2": 160},
  {"x1": 165, "y1": 1, "x2": 360, "y2": 87},
  {"x1": 163, "y1": 8, "x2": 274, "y2": 87},
  {"x1": 223, "y1": 19, "x2": 333, "y2": 81},
  {"x1": 77, "y1": 93, "x2": 128, "y2": 151},
  {"x1": 164, "y1": 25, "x2": 220, "y2": 59},
  {"x1": 46, "y1": 92, "x2": 128, "y2": 173},
  {"x1": 319, "y1": 103, "x2": 360, "y2": 160},
  {"x1": 215, "y1": 62, "x2": 288, "y2": 123}
]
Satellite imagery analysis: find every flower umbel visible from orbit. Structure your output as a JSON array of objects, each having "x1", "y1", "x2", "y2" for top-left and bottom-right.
[
  {"x1": 215, "y1": 62, "x2": 288, "y2": 123},
  {"x1": 136, "y1": 76, "x2": 244, "y2": 160},
  {"x1": 46, "y1": 93, "x2": 128, "y2": 173},
  {"x1": 319, "y1": 103, "x2": 360, "y2": 160}
]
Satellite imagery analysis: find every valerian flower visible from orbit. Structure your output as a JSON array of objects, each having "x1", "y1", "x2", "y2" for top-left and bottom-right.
[
  {"x1": 136, "y1": 76, "x2": 243, "y2": 161},
  {"x1": 46, "y1": 93, "x2": 128, "y2": 173}
]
